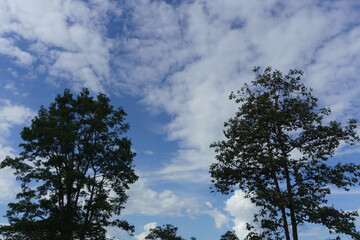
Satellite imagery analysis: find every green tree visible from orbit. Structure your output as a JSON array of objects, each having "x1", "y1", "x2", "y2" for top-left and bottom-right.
[
  {"x1": 210, "y1": 67, "x2": 360, "y2": 240},
  {"x1": 145, "y1": 224, "x2": 185, "y2": 240},
  {"x1": 220, "y1": 230, "x2": 239, "y2": 240},
  {"x1": 0, "y1": 89, "x2": 138, "y2": 240}
]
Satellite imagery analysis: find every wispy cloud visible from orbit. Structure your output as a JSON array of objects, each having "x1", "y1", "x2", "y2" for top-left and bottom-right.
[
  {"x1": 204, "y1": 202, "x2": 229, "y2": 229},
  {"x1": 299, "y1": 226, "x2": 326, "y2": 238},
  {"x1": 115, "y1": 0, "x2": 360, "y2": 181},
  {"x1": 123, "y1": 177, "x2": 199, "y2": 217},
  {"x1": 0, "y1": 38, "x2": 34, "y2": 66},
  {"x1": 0, "y1": 0, "x2": 121, "y2": 92},
  {"x1": 144, "y1": 150, "x2": 154, "y2": 156}
]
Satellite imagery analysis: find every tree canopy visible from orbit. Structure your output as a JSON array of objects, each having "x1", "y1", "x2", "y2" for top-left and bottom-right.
[
  {"x1": 220, "y1": 230, "x2": 239, "y2": 240},
  {"x1": 0, "y1": 89, "x2": 138, "y2": 240},
  {"x1": 210, "y1": 67, "x2": 360, "y2": 240},
  {"x1": 145, "y1": 224, "x2": 185, "y2": 240}
]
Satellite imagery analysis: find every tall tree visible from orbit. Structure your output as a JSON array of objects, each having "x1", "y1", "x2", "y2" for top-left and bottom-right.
[
  {"x1": 0, "y1": 89, "x2": 138, "y2": 240},
  {"x1": 145, "y1": 224, "x2": 185, "y2": 240},
  {"x1": 210, "y1": 67, "x2": 360, "y2": 240}
]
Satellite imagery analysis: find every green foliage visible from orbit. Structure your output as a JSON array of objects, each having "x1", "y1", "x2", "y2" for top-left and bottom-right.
[
  {"x1": 220, "y1": 230, "x2": 239, "y2": 240},
  {"x1": 145, "y1": 224, "x2": 185, "y2": 240},
  {"x1": 0, "y1": 89, "x2": 138, "y2": 240},
  {"x1": 210, "y1": 67, "x2": 360, "y2": 240}
]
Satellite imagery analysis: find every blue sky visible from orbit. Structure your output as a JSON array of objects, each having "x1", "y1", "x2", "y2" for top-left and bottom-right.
[{"x1": 0, "y1": 0, "x2": 360, "y2": 239}]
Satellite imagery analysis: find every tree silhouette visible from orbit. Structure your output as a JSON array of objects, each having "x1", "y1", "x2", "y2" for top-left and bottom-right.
[
  {"x1": 210, "y1": 67, "x2": 360, "y2": 239},
  {"x1": 220, "y1": 230, "x2": 239, "y2": 240},
  {"x1": 145, "y1": 224, "x2": 185, "y2": 240},
  {"x1": 0, "y1": 89, "x2": 138, "y2": 240}
]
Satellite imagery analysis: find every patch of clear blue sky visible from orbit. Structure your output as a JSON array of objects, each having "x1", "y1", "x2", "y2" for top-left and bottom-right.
[{"x1": 114, "y1": 93, "x2": 180, "y2": 171}]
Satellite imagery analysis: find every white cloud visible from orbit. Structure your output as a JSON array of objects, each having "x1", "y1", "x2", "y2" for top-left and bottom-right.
[
  {"x1": 0, "y1": 167, "x2": 19, "y2": 201},
  {"x1": 0, "y1": 38, "x2": 34, "y2": 66},
  {"x1": 134, "y1": 222, "x2": 157, "y2": 240},
  {"x1": 2, "y1": 1, "x2": 359, "y2": 184},
  {"x1": 155, "y1": 149, "x2": 216, "y2": 182},
  {"x1": 0, "y1": 143, "x2": 21, "y2": 201},
  {"x1": 0, "y1": 100, "x2": 35, "y2": 201},
  {"x1": 204, "y1": 202, "x2": 229, "y2": 229},
  {"x1": 0, "y1": 99, "x2": 35, "y2": 140},
  {"x1": 1, "y1": 0, "x2": 359, "y2": 218},
  {"x1": 330, "y1": 187, "x2": 360, "y2": 195},
  {"x1": 123, "y1": 177, "x2": 199, "y2": 217},
  {"x1": 0, "y1": 0, "x2": 119, "y2": 92},
  {"x1": 144, "y1": 150, "x2": 153, "y2": 156},
  {"x1": 307, "y1": 25, "x2": 360, "y2": 121},
  {"x1": 115, "y1": 0, "x2": 360, "y2": 181},
  {"x1": 4, "y1": 82, "x2": 20, "y2": 95},
  {"x1": 224, "y1": 190, "x2": 258, "y2": 239}
]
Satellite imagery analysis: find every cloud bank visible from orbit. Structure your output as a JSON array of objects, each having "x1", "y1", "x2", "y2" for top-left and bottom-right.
[
  {"x1": 116, "y1": 0, "x2": 360, "y2": 181},
  {"x1": 2, "y1": 0, "x2": 360, "y2": 180}
]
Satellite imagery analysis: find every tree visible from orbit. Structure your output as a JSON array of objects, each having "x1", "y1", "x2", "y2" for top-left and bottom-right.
[
  {"x1": 145, "y1": 224, "x2": 185, "y2": 240},
  {"x1": 0, "y1": 89, "x2": 138, "y2": 240},
  {"x1": 210, "y1": 67, "x2": 360, "y2": 240},
  {"x1": 220, "y1": 230, "x2": 239, "y2": 240}
]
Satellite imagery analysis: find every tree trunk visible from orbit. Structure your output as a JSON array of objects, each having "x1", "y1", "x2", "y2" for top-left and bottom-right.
[
  {"x1": 274, "y1": 106, "x2": 298, "y2": 240},
  {"x1": 272, "y1": 171, "x2": 291, "y2": 240},
  {"x1": 64, "y1": 168, "x2": 74, "y2": 240},
  {"x1": 283, "y1": 161, "x2": 298, "y2": 240},
  {"x1": 280, "y1": 207, "x2": 291, "y2": 240}
]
